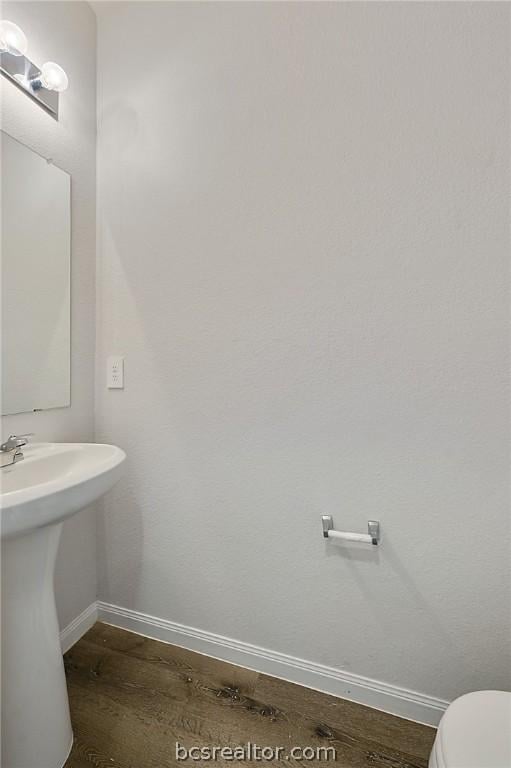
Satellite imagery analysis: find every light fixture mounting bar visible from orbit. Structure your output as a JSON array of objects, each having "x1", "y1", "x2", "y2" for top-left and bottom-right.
[{"x1": 0, "y1": 50, "x2": 59, "y2": 118}]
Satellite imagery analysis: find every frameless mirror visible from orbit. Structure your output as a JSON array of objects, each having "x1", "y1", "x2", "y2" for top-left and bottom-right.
[{"x1": 1, "y1": 131, "x2": 71, "y2": 415}]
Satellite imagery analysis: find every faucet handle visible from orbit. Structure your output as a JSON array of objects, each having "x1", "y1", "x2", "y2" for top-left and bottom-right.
[
  {"x1": 11, "y1": 433, "x2": 34, "y2": 444},
  {"x1": 0, "y1": 433, "x2": 34, "y2": 452}
]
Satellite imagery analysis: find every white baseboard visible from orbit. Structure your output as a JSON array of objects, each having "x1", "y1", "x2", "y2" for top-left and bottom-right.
[
  {"x1": 97, "y1": 600, "x2": 447, "y2": 727},
  {"x1": 60, "y1": 602, "x2": 98, "y2": 654}
]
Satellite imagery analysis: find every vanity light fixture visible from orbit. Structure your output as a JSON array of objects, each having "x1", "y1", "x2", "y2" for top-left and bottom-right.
[{"x1": 0, "y1": 19, "x2": 68, "y2": 119}]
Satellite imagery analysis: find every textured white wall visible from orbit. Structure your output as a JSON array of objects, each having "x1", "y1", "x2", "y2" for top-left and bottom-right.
[
  {"x1": 1, "y1": 1, "x2": 97, "y2": 628},
  {"x1": 95, "y1": 2, "x2": 510, "y2": 702}
]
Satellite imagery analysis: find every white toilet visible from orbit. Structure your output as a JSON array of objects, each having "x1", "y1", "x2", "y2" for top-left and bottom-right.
[{"x1": 429, "y1": 690, "x2": 511, "y2": 768}]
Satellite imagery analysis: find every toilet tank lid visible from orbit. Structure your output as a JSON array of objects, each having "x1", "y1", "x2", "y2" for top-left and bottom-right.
[{"x1": 435, "y1": 691, "x2": 511, "y2": 768}]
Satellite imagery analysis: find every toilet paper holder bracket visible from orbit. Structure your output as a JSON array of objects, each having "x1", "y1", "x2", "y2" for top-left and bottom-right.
[{"x1": 321, "y1": 515, "x2": 380, "y2": 546}]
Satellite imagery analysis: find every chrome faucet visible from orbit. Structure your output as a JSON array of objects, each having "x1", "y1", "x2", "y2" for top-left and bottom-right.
[{"x1": 0, "y1": 434, "x2": 33, "y2": 468}]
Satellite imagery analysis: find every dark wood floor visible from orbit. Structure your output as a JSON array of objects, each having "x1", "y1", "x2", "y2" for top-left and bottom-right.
[{"x1": 63, "y1": 623, "x2": 435, "y2": 768}]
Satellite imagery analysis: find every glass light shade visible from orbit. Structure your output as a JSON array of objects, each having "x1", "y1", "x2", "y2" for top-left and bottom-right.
[
  {"x1": 40, "y1": 61, "x2": 68, "y2": 92},
  {"x1": 0, "y1": 20, "x2": 28, "y2": 56}
]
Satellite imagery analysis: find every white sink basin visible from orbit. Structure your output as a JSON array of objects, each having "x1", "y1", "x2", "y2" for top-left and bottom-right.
[
  {"x1": 0, "y1": 442, "x2": 125, "y2": 768},
  {"x1": 1, "y1": 442, "x2": 126, "y2": 539}
]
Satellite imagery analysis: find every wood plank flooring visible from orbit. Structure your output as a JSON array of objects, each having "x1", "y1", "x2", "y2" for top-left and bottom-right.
[{"x1": 63, "y1": 623, "x2": 435, "y2": 768}]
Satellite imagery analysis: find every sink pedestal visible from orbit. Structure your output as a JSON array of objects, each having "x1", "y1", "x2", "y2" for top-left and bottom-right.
[
  {"x1": 1, "y1": 442, "x2": 126, "y2": 768},
  {"x1": 1, "y1": 523, "x2": 73, "y2": 768}
]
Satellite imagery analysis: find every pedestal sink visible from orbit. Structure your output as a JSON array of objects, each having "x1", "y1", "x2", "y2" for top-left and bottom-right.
[{"x1": 0, "y1": 442, "x2": 126, "y2": 768}]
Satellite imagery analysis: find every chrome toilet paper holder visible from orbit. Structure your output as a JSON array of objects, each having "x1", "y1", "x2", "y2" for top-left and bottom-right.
[{"x1": 322, "y1": 515, "x2": 380, "y2": 546}]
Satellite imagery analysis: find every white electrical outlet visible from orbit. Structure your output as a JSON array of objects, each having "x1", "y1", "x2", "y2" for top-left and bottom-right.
[{"x1": 107, "y1": 356, "x2": 124, "y2": 389}]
